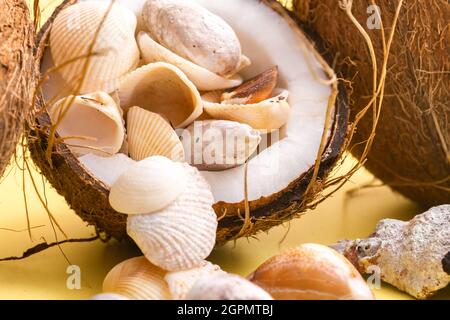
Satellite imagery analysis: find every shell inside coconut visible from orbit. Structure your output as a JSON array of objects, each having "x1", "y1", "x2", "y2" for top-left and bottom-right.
[{"x1": 29, "y1": 0, "x2": 348, "y2": 244}]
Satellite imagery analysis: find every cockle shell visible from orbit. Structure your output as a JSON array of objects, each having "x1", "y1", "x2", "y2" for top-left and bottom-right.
[
  {"x1": 109, "y1": 156, "x2": 188, "y2": 215},
  {"x1": 127, "y1": 107, "x2": 184, "y2": 162},
  {"x1": 127, "y1": 164, "x2": 217, "y2": 272},
  {"x1": 78, "y1": 153, "x2": 135, "y2": 188},
  {"x1": 48, "y1": 92, "x2": 125, "y2": 157},
  {"x1": 103, "y1": 256, "x2": 171, "y2": 300},
  {"x1": 164, "y1": 261, "x2": 224, "y2": 300},
  {"x1": 203, "y1": 89, "x2": 291, "y2": 130},
  {"x1": 137, "y1": 32, "x2": 244, "y2": 91},
  {"x1": 186, "y1": 273, "x2": 273, "y2": 300},
  {"x1": 90, "y1": 293, "x2": 129, "y2": 300},
  {"x1": 118, "y1": 62, "x2": 202, "y2": 128},
  {"x1": 49, "y1": 1, "x2": 139, "y2": 94},
  {"x1": 248, "y1": 244, "x2": 375, "y2": 300},
  {"x1": 142, "y1": 0, "x2": 242, "y2": 77},
  {"x1": 179, "y1": 120, "x2": 261, "y2": 171}
]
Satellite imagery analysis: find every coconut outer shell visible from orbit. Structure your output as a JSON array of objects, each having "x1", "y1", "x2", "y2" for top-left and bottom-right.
[
  {"x1": 28, "y1": 0, "x2": 349, "y2": 244},
  {"x1": 293, "y1": 0, "x2": 450, "y2": 206},
  {"x1": 0, "y1": 0, "x2": 34, "y2": 177}
]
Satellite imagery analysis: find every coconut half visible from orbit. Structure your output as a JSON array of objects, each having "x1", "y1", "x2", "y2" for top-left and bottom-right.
[{"x1": 29, "y1": 0, "x2": 348, "y2": 244}]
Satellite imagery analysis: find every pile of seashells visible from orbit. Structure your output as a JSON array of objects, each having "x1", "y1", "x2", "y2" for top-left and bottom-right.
[{"x1": 46, "y1": 0, "x2": 292, "y2": 300}]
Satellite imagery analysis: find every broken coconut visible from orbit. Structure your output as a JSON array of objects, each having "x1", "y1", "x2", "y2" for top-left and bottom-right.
[{"x1": 27, "y1": 0, "x2": 349, "y2": 244}]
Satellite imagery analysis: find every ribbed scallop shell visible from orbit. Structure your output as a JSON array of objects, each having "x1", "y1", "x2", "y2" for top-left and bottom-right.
[
  {"x1": 49, "y1": 1, "x2": 139, "y2": 94},
  {"x1": 90, "y1": 293, "x2": 129, "y2": 300},
  {"x1": 127, "y1": 107, "x2": 184, "y2": 162},
  {"x1": 203, "y1": 89, "x2": 291, "y2": 130},
  {"x1": 164, "y1": 261, "x2": 224, "y2": 300},
  {"x1": 127, "y1": 164, "x2": 217, "y2": 272},
  {"x1": 137, "y1": 32, "x2": 243, "y2": 91},
  {"x1": 103, "y1": 256, "x2": 171, "y2": 300},
  {"x1": 48, "y1": 92, "x2": 125, "y2": 157},
  {"x1": 118, "y1": 62, "x2": 202, "y2": 128}
]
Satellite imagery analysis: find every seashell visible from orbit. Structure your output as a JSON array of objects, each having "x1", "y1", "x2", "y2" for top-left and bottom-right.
[
  {"x1": 142, "y1": 0, "x2": 242, "y2": 77},
  {"x1": 90, "y1": 293, "x2": 129, "y2": 300},
  {"x1": 186, "y1": 273, "x2": 273, "y2": 300},
  {"x1": 127, "y1": 107, "x2": 184, "y2": 162},
  {"x1": 127, "y1": 164, "x2": 217, "y2": 271},
  {"x1": 222, "y1": 66, "x2": 279, "y2": 104},
  {"x1": 103, "y1": 256, "x2": 171, "y2": 300},
  {"x1": 248, "y1": 244, "x2": 375, "y2": 300},
  {"x1": 118, "y1": 62, "x2": 202, "y2": 128},
  {"x1": 109, "y1": 156, "x2": 188, "y2": 215},
  {"x1": 164, "y1": 261, "x2": 224, "y2": 300},
  {"x1": 203, "y1": 89, "x2": 291, "y2": 130},
  {"x1": 48, "y1": 92, "x2": 125, "y2": 157},
  {"x1": 78, "y1": 153, "x2": 135, "y2": 188},
  {"x1": 179, "y1": 120, "x2": 261, "y2": 171},
  {"x1": 138, "y1": 32, "x2": 243, "y2": 91},
  {"x1": 49, "y1": 1, "x2": 140, "y2": 94}
]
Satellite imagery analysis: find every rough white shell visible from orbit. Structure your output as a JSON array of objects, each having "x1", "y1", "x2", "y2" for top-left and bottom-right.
[
  {"x1": 109, "y1": 156, "x2": 188, "y2": 215},
  {"x1": 179, "y1": 120, "x2": 261, "y2": 171},
  {"x1": 90, "y1": 293, "x2": 129, "y2": 300},
  {"x1": 203, "y1": 89, "x2": 291, "y2": 130},
  {"x1": 49, "y1": 1, "x2": 139, "y2": 94},
  {"x1": 118, "y1": 62, "x2": 202, "y2": 128},
  {"x1": 48, "y1": 92, "x2": 125, "y2": 156},
  {"x1": 127, "y1": 164, "x2": 217, "y2": 271},
  {"x1": 138, "y1": 32, "x2": 243, "y2": 91},
  {"x1": 186, "y1": 273, "x2": 273, "y2": 300},
  {"x1": 78, "y1": 153, "x2": 135, "y2": 188},
  {"x1": 142, "y1": 0, "x2": 242, "y2": 77},
  {"x1": 127, "y1": 107, "x2": 185, "y2": 162},
  {"x1": 103, "y1": 256, "x2": 170, "y2": 300},
  {"x1": 164, "y1": 261, "x2": 224, "y2": 300}
]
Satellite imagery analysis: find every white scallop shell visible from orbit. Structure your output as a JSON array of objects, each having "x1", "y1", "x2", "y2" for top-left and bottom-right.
[
  {"x1": 109, "y1": 156, "x2": 188, "y2": 215},
  {"x1": 142, "y1": 0, "x2": 242, "y2": 77},
  {"x1": 103, "y1": 256, "x2": 171, "y2": 300},
  {"x1": 138, "y1": 32, "x2": 243, "y2": 91},
  {"x1": 48, "y1": 92, "x2": 125, "y2": 157},
  {"x1": 50, "y1": 1, "x2": 140, "y2": 94},
  {"x1": 179, "y1": 120, "x2": 261, "y2": 171},
  {"x1": 127, "y1": 163, "x2": 217, "y2": 272},
  {"x1": 118, "y1": 62, "x2": 202, "y2": 128},
  {"x1": 186, "y1": 273, "x2": 273, "y2": 300},
  {"x1": 203, "y1": 89, "x2": 291, "y2": 130},
  {"x1": 164, "y1": 261, "x2": 224, "y2": 300},
  {"x1": 127, "y1": 107, "x2": 185, "y2": 162},
  {"x1": 90, "y1": 293, "x2": 129, "y2": 300}
]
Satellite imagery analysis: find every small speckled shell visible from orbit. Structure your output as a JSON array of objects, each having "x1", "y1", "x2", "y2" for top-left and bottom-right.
[{"x1": 127, "y1": 163, "x2": 217, "y2": 271}]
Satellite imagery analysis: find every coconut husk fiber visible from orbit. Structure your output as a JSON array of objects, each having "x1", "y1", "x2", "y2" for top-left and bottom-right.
[
  {"x1": 291, "y1": 0, "x2": 450, "y2": 206},
  {"x1": 0, "y1": 0, "x2": 35, "y2": 177}
]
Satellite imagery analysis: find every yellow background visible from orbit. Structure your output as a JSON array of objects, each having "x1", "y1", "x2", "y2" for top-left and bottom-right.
[{"x1": 0, "y1": 0, "x2": 448, "y2": 300}]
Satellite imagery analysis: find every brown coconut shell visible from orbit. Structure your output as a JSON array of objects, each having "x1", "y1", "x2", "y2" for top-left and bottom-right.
[
  {"x1": 27, "y1": 0, "x2": 349, "y2": 245},
  {"x1": 292, "y1": 0, "x2": 450, "y2": 206},
  {"x1": 0, "y1": 0, "x2": 34, "y2": 177}
]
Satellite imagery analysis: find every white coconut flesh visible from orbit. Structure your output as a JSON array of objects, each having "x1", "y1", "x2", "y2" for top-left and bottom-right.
[{"x1": 41, "y1": 0, "x2": 333, "y2": 205}]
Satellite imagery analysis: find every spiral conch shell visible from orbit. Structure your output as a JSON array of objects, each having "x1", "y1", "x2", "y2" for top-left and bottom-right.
[
  {"x1": 127, "y1": 163, "x2": 217, "y2": 271},
  {"x1": 127, "y1": 107, "x2": 184, "y2": 162},
  {"x1": 48, "y1": 92, "x2": 125, "y2": 157},
  {"x1": 103, "y1": 256, "x2": 170, "y2": 300},
  {"x1": 109, "y1": 156, "x2": 188, "y2": 215},
  {"x1": 49, "y1": 1, "x2": 139, "y2": 94},
  {"x1": 186, "y1": 273, "x2": 273, "y2": 300},
  {"x1": 118, "y1": 62, "x2": 202, "y2": 128}
]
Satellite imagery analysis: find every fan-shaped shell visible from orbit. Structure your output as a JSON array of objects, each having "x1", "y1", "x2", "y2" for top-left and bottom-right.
[
  {"x1": 137, "y1": 32, "x2": 243, "y2": 91},
  {"x1": 90, "y1": 293, "x2": 129, "y2": 300},
  {"x1": 127, "y1": 163, "x2": 217, "y2": 271},
  {"x1": 49, "y1": 1, "x2": 140, "y2": 94},
  {"x1": 118, "y1": 62, "x2": 202, "y2": 128},
  {"x1": 103, "y1": 256, "x2": 170, "y2": 300},
  {"x1": 127, "y1": 107, "x2": 184, "y2": 162},
  {"x1": 164, "y1": 261, "x2": 224, "y2": 300},
  {"x1": 142, "y1": 0, "x2": 242, "y2": 77},
  {"x1": 109, "y1": 156, "x2": 188, "y2": 215},
  {"x1": 48, "y1": 92, "x2": 125, "y2": 157}
]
